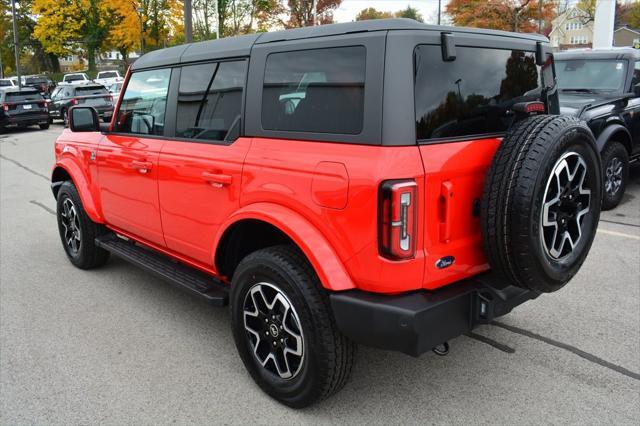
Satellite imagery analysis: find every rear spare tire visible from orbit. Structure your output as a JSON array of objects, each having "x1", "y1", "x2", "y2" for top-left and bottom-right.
[{"x1": 481, "y1": 115, "x2": 601, "y2": 293}]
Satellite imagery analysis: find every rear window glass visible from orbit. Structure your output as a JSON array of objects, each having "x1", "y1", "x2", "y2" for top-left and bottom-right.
[
  {"x1": 414, "y1": 45, "x2": 548, "y2": 141},
  {"x1": 5, "y1": 91, "x2": 42, "y2": 101},
  {"x1": 76, "y1": 86, "x2": 108, "y2": 95},
  {"x1": 262, "y1": 46, "x2": 366, "y2": 135},
  {"x1": 65, "y1": 74, "x2": 85, "y2": 82},
  {"x1": 556, "y1": 59, "x2": 627, "y2": 92},
  {"x1": 0, "y1": 80, "x2": 12, "y2": 86},
  {"x1": 99, "y1": 71, "x2": 118, "y2": 79},
  {"x1": 26, "y1": 77, "x2": 47, "y2": 84}
]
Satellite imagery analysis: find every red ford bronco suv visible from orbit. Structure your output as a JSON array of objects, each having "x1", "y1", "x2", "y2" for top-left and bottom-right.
[{"x1": 51, "y1": 19, "x2": 602, "y2": 407}]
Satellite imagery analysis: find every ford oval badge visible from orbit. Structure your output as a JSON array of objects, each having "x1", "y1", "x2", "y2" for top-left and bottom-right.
[{"x1": 436, "y1": 256, "x2": 455, "y2": 269}]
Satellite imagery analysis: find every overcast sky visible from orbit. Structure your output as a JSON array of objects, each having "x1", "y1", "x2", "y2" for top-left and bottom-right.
[{"x1": 333, "y1": 0, "x2": 448, "y2": 24}]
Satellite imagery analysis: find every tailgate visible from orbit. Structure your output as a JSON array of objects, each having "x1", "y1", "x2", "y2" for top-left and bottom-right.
[{"x1": 419, "y1": 138, "x2": 501, "y2": 290}]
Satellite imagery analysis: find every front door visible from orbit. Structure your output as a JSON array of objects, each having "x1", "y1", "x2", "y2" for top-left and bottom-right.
[
  {"x1": 98, "y1": 68, "x2": 172, "y2": 247},
  {"x1": 158, "y1": 60, "x2": 249, "y2": 265}
]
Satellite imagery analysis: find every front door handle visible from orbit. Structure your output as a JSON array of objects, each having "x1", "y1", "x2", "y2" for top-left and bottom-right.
[
  {"x1": 130, "y1": 160, "x2": 152, "y2": 174},
  {"x1": 202, "y1": 172, "x2": 232, "y2": 188}
]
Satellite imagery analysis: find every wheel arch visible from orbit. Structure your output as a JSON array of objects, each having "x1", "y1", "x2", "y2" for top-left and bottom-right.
[
  {"x1": 596, "y1": 124, "x2": 632, "y2": 154},
  {"x1": 51, "y1": 161, "x2": 104, "y2": 223},
  {"x1": 213, "y1": 203, "x2": 355, "y2": 292}
]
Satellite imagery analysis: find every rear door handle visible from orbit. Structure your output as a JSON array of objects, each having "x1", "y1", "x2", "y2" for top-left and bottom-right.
[
  {"x1": 202, "y1": 172, "x2": 233, "y2": 188},
  {"x1": 130, "y1": 160, "x2": 152, "y2": 174}
]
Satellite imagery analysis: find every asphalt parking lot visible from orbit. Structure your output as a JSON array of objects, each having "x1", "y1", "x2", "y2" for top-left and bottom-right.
[{"x1": 1, "y1": 124, "x2": 639, "y2": 424}]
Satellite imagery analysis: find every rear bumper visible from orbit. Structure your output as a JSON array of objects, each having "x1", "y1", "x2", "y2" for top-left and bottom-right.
[
  {"x1": 329, "y1": 274, "x2": 539, "y2": 357},
  {"x1": 1, "y1": 113, "x2": 49, "y2": 126}
]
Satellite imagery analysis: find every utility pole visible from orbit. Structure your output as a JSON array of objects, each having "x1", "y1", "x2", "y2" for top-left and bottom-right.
[
  {"x1": 0, "y1": 51, "x2": 3, "y2": 79},
  {"x1": 538, "y1": 0, "x2": 543, "y2": 33},
  {"x1": 184, "y1": 0, "x2": 193, "y2": 43},
  {"x1": 137, "y1": 7, "x2": 144, "y2": 55},
  {"x1": 438, "y1": 0, "x2": 442, "y2": 25},
  {"x1": 312, "y1": 0, "x2": 317, "y2": 26},
  {"x1": 11, "y1": 0, "x2": 21, "y2": 89}
]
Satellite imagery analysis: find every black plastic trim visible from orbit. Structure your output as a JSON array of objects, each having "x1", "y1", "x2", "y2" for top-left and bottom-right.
[{"x1": 329, "y1": 273, "x2": 539, "y2": 357}]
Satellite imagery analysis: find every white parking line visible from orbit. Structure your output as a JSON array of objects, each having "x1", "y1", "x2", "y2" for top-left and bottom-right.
[{"x1": 597, "y1": 228, "x2": 640, "y2": 240}]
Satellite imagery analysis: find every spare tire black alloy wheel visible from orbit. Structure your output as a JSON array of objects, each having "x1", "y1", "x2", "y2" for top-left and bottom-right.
[
  {"x1": 243, "y1": 282, "x2": 304, "y2": 380},
  {"x1": 541, "y1": 152, "x2": 591, "y2": 260}
]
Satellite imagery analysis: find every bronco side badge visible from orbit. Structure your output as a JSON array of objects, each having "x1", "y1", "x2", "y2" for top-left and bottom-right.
[{"x1": 436, "y1": 256, "x2": 455, "y2": 269}]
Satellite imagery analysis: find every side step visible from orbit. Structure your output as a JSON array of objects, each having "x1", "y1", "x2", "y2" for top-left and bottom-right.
[{"x1": 95, "y1": 234, "x2": 228, "y2": 306}]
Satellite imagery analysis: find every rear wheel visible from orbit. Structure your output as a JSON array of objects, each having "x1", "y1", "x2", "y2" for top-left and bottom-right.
[
  {"x1": 62, "y1": 109, "x2": 68, "y2": 127},
  {"x1": 39, "y1": 123, "x2": 50, "y2": 130},
  {"x1": 56, "y1": 181, "x2": 110, "y2": 269},
  {"x1": 601, "y1": 141, "x2": 629, "y2": 210},
  {"x1": 481, "y1": 115, "x2": 601, "y2": 293},
  {"x1": 230, "y1": 245, "x2": 355, "y2": 408}
]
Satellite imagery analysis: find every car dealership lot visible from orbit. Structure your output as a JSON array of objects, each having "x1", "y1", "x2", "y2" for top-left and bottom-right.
[{"x1": 1, "y1": 125, "x2": 639, "y2": 424}]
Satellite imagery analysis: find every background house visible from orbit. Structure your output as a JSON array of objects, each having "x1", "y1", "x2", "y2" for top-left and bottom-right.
[
  {"x1": 614, "y1": 26, "x2": 640, "y2": 48},
  {"x1": 549, "y1": 6, "x2": 594, "y2": 51},
  {"x1": 58, "y1": 54, "x2": 87, "y2": 72}
]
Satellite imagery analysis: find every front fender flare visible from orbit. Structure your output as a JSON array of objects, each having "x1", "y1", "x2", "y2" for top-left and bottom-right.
[
  {"x1": 214, "y1": 203, "x2": 355, "y2": 292},
  {"x1": 596, "y1": 123, "x2": 632, "y2": 153},
  {"x1": 52, "y1": 160, "x2": 104, "y2": 223}
]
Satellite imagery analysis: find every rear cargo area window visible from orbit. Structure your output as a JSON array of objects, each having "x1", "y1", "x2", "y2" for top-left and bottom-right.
[
  {"x1": 262, "y1": 46, "x2": 366, "y2": 135},
  {"x1": 414, "y1": 45, "x2": 544, "y2": 141},
  {"x1": 176, "y1": 60, "x2": 246, "y2": 142}
]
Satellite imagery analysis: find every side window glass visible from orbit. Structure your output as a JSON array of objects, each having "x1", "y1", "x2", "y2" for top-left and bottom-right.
[
  {"x1": 115, "y1": 68, "x2": 171, "y2": 135},
  {"x1": 176, "y1": 60, "x2": 246, "y2": 141},
  {"x1": 632, "y1": 61, "x2": 640, "y2": 88},
  {"x1": 415, "y1": 45, "x2": 542, "y2": 140},
  {"x1": 262, "y1": 46, "x2": 366, "y2": 135}
]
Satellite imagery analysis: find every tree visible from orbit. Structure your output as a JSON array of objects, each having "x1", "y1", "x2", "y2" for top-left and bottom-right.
[
  {"x1": 286, "y1": 0, "x2": 342, "y2": 28},
  {"x1": 356, "y1": 7, "x2": 393, "y2": 21},
  {"x1": 619, "y1": 1, "x2": 640, "y2": 29},
  {"x1": 395, "y1": 5, "x2": 423, "y2": 23},
  {"x1": 446, "y1": 0, "x2": 555, "y2": 33},
  {"x1": 576, "y1": 0, "x2": 596, "y2": 24},
  {"x1": 33, "y1": 0, "x2": 112, "y2": 71}
]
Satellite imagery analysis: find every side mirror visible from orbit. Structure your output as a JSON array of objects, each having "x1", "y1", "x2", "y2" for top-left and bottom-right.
[{"x1": 69, "y1": 106, "x2": 99, "y2": 132}]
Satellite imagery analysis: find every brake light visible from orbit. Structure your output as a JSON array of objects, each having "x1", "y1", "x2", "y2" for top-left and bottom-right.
[
  {"x1": 1, "y1": 103, "x2": 8, "y2": 112},
  {"x1": 379, "y1": 180, "x2": 417, "y2": 260},
  {"x1": 513, "y1": 101, "x2": 545, "y2": 114},
  {"x1": 105, "y1": 95, "x2": 113, "y2": 102},
  {"x1": 70, "y1": 98, "x2": 78, "y2": 106}
]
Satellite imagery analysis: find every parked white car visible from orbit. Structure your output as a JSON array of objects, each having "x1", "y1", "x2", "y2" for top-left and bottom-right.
[
  {"x1": 0, "y1": 78, "x2": 17, "y2": 88},
  {"x1": 94, "y1": 70, "x2": 123, "y2": 87},
  {"x1": 61, "y1": 73, "x2": 91, "y2": 85}
]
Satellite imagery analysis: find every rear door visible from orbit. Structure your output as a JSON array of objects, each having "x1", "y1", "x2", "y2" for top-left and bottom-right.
[
  {"x1": 412, "y1": 38, "x2": 555, "y2": 289},
  {"x1": 97, "y1": 68, "x2": 171, "y2": 246},
  {"x1": 157, "y1": 60, "x2": 250, "y2": 266}
]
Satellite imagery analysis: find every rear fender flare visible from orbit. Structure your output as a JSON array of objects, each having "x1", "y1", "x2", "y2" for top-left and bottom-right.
[
  {"x1": 214, "y1": 203, "x2": 355, "y2": 292},
  {"x1": 52, "y1": 160, "x2": 104, "y2": 223}
]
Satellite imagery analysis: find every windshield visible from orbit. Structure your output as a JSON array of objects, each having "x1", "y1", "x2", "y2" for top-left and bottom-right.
[
  {"x1": 556, "y1": 59, "x2": 627, "y2": 92},
  {"x1": 5, "y1": 91, "x2": 42, "y2": 101},
  {"x1": 99, "y1": 71, "x2": 118, "y2": 78},
  {"x1": 76, "y1": 86, "x2": 108, "y2": 95}
]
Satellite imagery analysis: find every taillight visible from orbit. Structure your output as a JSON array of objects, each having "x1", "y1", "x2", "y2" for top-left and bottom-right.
[
  {"x1": 70, "y1": 98, "x2": 78, "y2": 106},
  {"x1": 379, "y1": 180, "x2": 417, "y2": 260},
  {"x1": 513, "y1": 101, "x2": 545, "y2": 114},
  {"x1": 1, "y1": 103, "x2": 8, "y2": 112},
  {"x1": 106, "y1": 95, "x2": 113, "y2": 102}
]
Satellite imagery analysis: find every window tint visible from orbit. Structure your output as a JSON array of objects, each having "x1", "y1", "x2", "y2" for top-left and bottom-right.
[
  {"x1": 415, "y1": 45, "x2": 546, "y2": 141},
  {"x1": 262, "y1": 46, "x2": 366, "y2": 135},
  {"x1": 176, "y1": 60, "x2": 246, "y2": 141},
  {"x1": 115, "y1": 68, "x2": 171, "y2": 135},
  {"x1": 6, "y1": 91, "x2": 42, "y2": 102},
  {"x1": 76, "y1": 86, "x2": 109, "y2": 95}
]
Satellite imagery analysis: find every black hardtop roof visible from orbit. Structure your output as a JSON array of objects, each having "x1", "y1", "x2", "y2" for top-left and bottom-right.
[
  {"x1": 555, "y1": 48, "x2": 640, "y2": 61},
  {"x1": 132, "y1": 18, "x2": 548, "y2": 71}
]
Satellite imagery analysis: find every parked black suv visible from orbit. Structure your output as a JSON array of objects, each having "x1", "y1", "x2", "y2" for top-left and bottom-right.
[
  {"x1": 49, "y1": 84, "x2": 114, "y2": 125},
  {"x1": 555, "y1": 49, "x2": 640, "y2": 209},
  {"x1": 0, "y1": 87, "x2": 50, "y2": 132}
]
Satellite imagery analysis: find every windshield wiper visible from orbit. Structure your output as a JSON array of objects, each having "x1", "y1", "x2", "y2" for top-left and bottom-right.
[{"x1": 561, "y1": 88, "x2": 597, "y2": 93}]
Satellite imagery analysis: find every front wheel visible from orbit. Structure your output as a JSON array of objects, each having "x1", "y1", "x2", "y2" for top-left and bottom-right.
[
  {"x1": 601, "y1": 141, "x2": 629, "y2": 210},
  {"x1": 56, "y1": 181, "x2": 110, "y2": 269},
  {"x1": 230, "y1": 245, "x2": 355, "y2": 408}
]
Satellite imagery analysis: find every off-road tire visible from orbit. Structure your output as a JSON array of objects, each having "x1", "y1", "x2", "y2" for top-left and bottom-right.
[
  {"x1": 481, "y1": 115, "x2": 601, "y2": 293},
  {"x1": 230, "y1": 245, "x2": 356, "y2": 408},
  {"x1": 56, "y1": 181, "x2": 110, "y2": 269},
  {"x1": 600, "y1": 141, "x2": 629, "y2": 211}
]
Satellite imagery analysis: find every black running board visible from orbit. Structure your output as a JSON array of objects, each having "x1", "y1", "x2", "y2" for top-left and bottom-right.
[{"x1": 95, "y1": 234, "x2": 228, "y2": 306}]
